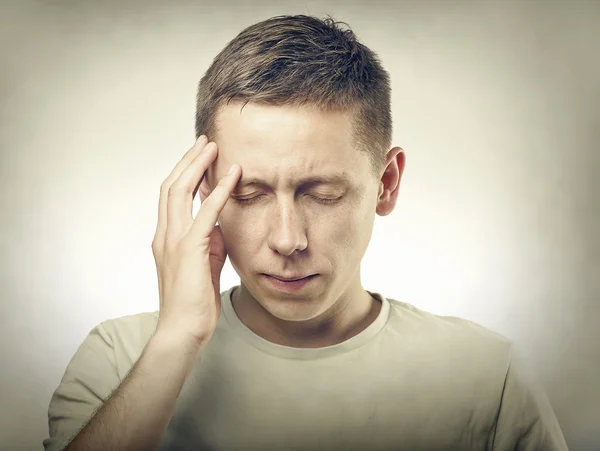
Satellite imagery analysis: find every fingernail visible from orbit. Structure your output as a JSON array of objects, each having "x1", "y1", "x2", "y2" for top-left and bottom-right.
[{"x1": 227, "y1": 164, "x2": 237, "y2": 175}]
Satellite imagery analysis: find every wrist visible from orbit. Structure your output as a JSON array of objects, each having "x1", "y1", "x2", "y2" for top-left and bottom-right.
[{"x1": 152, "y1": 324, "x2": 210, "y2": 354}]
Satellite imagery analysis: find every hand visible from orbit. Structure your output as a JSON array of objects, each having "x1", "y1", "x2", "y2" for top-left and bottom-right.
[{"x1": 151, "y1": 136, "x2": 241, "y2": 345}]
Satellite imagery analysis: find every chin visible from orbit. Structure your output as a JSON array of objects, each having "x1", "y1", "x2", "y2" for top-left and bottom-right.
[{"x1": 262, "y1": 302, "x2": 326, "y2": 322}]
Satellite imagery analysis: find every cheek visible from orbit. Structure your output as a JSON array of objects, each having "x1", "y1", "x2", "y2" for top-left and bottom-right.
[
  {"x1": 218, "y1": 209, "x2": 264, "y2": 261},
  {"x1": 332, "y1": 199, "x2": 376, "y2": 257},
  {"x1": 330, "y1": 215, "x2": 363, "y2": 254}
]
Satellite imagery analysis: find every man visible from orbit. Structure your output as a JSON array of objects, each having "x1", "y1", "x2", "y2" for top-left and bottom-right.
[{"x1": 43, "y1": 14, "x2": 568, "y2": 451}]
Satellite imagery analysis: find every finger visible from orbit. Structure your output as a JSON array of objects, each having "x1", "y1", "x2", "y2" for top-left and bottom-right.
[
  {"x1": 166, "y1": 141, "x2": 219, "y2": 240},
  {"x1": 189, "y1": 163, "x2": 241, "y2": 244},
  {"x1": 154, "y1": 135, "x2": 208, "y2": 246}
]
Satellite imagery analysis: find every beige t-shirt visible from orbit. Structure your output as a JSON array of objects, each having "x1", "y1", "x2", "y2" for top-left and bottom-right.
[{"x1": 43, "y1": 286, "x2": 568, "y2": 450}]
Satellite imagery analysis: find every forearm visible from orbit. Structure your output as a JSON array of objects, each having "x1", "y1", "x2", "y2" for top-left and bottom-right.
[{"x1": 65, "y1": 329, "x2": 204, "y2": 451}]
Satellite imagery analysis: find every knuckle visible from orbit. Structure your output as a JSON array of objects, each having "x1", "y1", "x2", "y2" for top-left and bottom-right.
[
  {"x1": 162, "y1": 241, "x2": 175, "y2": 256},
  {"x1": 167, "y1": 184, "x2": 180, "y2": 197},
  {"x1": 163, "y1": 234, "x2": 180, "y2": 252},
  {"x1": 151, "y1": 243, "x2": 162, "y2": 258},
  {"x1": 168, "y1": 181, "x2": 192, "y2": 197},
  {"x1": 160, "y1": 180, "x2": 171, "y2": 194}
]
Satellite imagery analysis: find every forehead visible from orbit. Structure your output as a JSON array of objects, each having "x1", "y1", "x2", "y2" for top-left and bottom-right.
[
  {"x1": 215, "y1": 101, "x2": 354, "y2": 141},
  {"x1": 213, "y1": 102, "x2": 367, "y2": 187},
  {"x1": 235, "y1": 172, "x2": 354, "y2": 191}
]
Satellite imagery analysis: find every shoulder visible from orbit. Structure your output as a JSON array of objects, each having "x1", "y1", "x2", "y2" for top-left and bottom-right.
[
  {"x1": 383, "y1": 297, "x2": 513, "y2": 375},
  {"x1": 59, "y1": 310, "x2": 160, "y2": 384},
  {"x1": 386, "y1": 297, "x2": 511, "y2": 346},
  {"x1": 75, "y1": 310, "x2": 160, "y2": 378},
  {"x1": 98, "y1": 310, "x2": 159, "y2": 341},
  {"x1": 43, "y1": 311, "x2": 160, "y2": 450},
  {"x1": 97, "y1": 311, "x2": 159, "y2": 358},
  {"x1": 379, "y1": 298, "x2": 514, "y2": 419}
]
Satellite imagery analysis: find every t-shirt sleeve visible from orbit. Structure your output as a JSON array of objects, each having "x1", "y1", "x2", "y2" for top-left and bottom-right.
[
  {"x1": 492, "y1": 346, "x2": 569, "y2": 450},
  {"x1": 42, "y1": 322, "x2": 122, "y2": 451}
]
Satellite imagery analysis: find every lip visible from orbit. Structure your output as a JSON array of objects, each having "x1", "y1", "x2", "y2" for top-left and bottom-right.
[
  {"x1": 263, "y1": 274, "x2": 317, "y2": 293},
  {"x1": 267, "y1": 274, "x2": 315, "y2": 281}
]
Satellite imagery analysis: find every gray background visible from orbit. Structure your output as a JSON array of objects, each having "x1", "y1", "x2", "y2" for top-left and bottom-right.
[{"x1": 1, "y1": 0, "x2": 598, "y2": 449}]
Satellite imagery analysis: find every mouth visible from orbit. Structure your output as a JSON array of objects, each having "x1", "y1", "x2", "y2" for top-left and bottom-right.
[
  {"x1": 265, "y1": 274, "x2": 316, "y2": 282},
  {"x1": 262, "y1": 274, "x2": 318, "y2": 293}
]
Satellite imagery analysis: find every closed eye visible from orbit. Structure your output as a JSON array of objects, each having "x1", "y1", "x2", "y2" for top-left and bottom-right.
[
  {"x1": 232, "y1": 195, "x2": 264, "y2": 205},
  {"x1": 232, "y1": 195, "x2": 341, "y2": 205}
]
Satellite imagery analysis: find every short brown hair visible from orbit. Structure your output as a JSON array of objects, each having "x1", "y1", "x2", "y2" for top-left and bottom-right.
[{"x1": 195, "y1": 14, "x2": 392, "y2": 179}]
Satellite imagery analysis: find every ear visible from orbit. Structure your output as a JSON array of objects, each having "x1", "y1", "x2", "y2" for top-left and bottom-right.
[
  {"x1": 198, "y1": 177, "x2": 211, "y2": 202},
  {"x1": 197, "y1": 174, "x2": 221, "y2": 227},
  {"x1": 376, "y1": 146, "x2": 405, "y2": 216}
]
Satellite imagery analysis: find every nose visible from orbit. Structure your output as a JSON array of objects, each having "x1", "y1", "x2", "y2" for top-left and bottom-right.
[{"x1": 267, "y1": 200, "x2": 308, "y2": 256}]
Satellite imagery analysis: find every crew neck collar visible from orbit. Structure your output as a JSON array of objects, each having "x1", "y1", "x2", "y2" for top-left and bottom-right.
[{"x1": 221, "y1": 285, "x2": 391, "y2": 360}]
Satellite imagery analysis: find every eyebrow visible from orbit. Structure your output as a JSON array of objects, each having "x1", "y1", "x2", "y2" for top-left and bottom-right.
[{"x1": 234, "y1": 174, "x2": 353, "y2": 190}]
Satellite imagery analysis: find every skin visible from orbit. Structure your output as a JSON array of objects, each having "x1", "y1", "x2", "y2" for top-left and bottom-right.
[{"x1": 198, "y1": 102, "x2": 405, "y2": 348}]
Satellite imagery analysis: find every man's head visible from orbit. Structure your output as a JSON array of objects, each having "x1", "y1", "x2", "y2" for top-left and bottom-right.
[
  {"x1": 196, "y1": 14, "x2": 393, "y2": 179},
  {"x1": 197, "y1": 15, "x2": 404, "y2": 325}
]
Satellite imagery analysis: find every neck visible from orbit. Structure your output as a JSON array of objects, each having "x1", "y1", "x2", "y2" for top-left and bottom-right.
[{"x1": 230, "y1": 284, "x2": 381, "y2": 348}]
